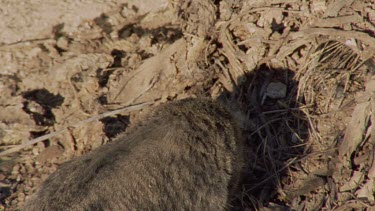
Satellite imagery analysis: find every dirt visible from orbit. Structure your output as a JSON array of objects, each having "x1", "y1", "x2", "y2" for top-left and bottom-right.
[{"x1": 1, "y1": 0, "x2": 375, "y2": 210}]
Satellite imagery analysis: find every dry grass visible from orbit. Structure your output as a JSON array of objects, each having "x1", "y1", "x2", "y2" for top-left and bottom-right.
[{"x1": 297, "y1": 40, "x2": 362, "y2": 112}]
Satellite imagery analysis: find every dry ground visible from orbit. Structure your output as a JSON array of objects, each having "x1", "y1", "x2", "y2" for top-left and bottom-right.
[{"x1": 1, "y1": 0, "x2": 375, "y2": 210}]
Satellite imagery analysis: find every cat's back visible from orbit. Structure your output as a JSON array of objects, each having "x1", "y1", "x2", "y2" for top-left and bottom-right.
[{"x1": 24, "y1": 98, "x2": 244, "y2": 211}]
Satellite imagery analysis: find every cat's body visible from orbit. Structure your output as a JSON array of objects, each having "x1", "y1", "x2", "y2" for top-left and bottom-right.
[{"x1": 25, "y1": 98, "x2": 244, "y2": 210}]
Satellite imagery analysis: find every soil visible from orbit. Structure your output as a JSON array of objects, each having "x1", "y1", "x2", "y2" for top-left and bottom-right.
[{"x1": 1, "y1": 0, "x2": 375, "y2": 210}]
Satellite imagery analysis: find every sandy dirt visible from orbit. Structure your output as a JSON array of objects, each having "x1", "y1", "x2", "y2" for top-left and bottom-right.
[{"x1": 1, "y1": 0, "x2": 375, "y2": 210}]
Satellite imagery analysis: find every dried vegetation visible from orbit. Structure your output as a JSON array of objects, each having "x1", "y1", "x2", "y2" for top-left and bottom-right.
[{"x1": 1, "y1": 0, "x2": 375, "y2": 210}]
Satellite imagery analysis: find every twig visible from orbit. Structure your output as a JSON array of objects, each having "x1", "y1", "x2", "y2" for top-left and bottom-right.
[
  {"x1": 0, "y1": 101, "x2": 154, "y2": 157},
  {"x1": 0, "y1": 38, "x2": 54, "y2": 49},
  {"x1": 246, "y1": 157, "x2": 298, "y2": 192}
]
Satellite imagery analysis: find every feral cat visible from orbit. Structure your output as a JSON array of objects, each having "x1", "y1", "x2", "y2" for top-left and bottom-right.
[{"x1": 25, "y1": 98, "x2": 244, "y2": 210}]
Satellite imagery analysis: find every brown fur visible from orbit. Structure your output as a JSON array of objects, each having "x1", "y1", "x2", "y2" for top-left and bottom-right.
[{"x1": 25, "y1": 98, "x2": 244, "y2": 211}]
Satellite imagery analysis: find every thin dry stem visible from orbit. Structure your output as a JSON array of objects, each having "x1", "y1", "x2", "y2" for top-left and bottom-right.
[{"x1": 0, "y1": 101, "x2": 154, "y2": 157}]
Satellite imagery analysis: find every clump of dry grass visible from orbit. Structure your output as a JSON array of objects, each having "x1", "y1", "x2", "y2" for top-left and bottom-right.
[
  {"x1": 282, "y1": 39, "x2": 375, "y2": 210},
  {"x1": 296, "y1": 40, "x2": 362, "y2": 113}
]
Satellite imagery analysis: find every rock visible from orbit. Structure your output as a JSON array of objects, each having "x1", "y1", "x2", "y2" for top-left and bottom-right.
[{"x1": 266, "y1": 82, "x2": 287, "y2": 99}]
